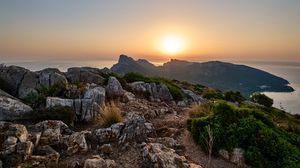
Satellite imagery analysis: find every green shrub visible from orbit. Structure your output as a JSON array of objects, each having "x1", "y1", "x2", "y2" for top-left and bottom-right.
[
  {"x1": 188, "y1": 101, "x2": 300, "y2": 168},
  {"x1": 224, "y1": 91, "x2": 246, "y2": 103},
  {"x1": 28, "y1": 106, "x2": 75, "y2": 125},
  {"x1": 202, "y1": 88, "x2": 224, "y2": 100},
  {"x1": 250, "y1": 93, "x2": 273, "y2": 107}
]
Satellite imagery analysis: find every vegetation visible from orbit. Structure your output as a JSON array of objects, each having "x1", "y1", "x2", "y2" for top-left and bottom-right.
[
  {"x1": 224, "y1": 91, "x2": 246, "y2": 103},
  {"x1": 201, "y1": 88, "x2": 224, "y2": 100},
  {"x1": 123, "y1": 72, "x2": 184, "y2": 101},
  {"x1": 99, "y1": 103, "x2": 123, "y2": 128},
  {"x1": 23, "y1": 82, "x2": 67, "y2": 109},
  {"x1": 250, "y1": 93, "x2": 273, "y2": 107},
  {"x1": 26, "y1": 106, "x2": 75, "y2": 125},
  {"x1": 187, "y1": 101, "x2": 300, "y2": 168}
]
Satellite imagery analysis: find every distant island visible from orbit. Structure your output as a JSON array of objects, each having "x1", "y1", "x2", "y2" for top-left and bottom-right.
[{"x1": 111, "y1": 55, "x2": 294, "y2": 96}]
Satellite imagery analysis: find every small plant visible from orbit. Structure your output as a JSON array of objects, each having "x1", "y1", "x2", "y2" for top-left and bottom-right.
[
  {"x1": 188, "y1": 103, "x2": 213, "y2": 118},
  {"x1": 202, "y1": 88, "x2": 224, "y2": 100},
  {"x1": 224, "y1": 91, "x2": 245, "y2": 103},
  {"x1": 250, "y1": 93, "x2": 273, "y2": 107},
  {"x1": 99, "y1": 103, "x2": 123, "y2": 128}
]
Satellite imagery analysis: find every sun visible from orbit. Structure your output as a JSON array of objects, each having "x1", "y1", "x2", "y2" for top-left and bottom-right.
[{"x1": 161, "y1": 35, "x2": 184, "y2": 55}]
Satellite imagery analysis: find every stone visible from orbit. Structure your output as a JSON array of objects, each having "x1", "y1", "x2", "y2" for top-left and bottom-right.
[
  {"x1": 94, "y1": 123, "x2": 125, "y2": 144},
  {"x1": 106, "y1": 76, "x2": 124, "y2": 98},
  {"x1": 0, "y1": 93, "x2": 33, "y2": 121},
  {"x1": 157, "y1": 84, "x2": 173, "y2": 101},
  {"x1": 98, "y1": 144, "x2": 113, "y2": 154},
  {"x1": 30, "y1": 145, "x2": 60, "y2": 167},
  {"x1": 18, "y1": 71, "x2": 38, "y2": 99},
  {"x1": 219, "y1": 149, "x2": 230, "y2": 160},
  {"x1": 6, "y1": 124, "x2": 28, "y2": 143},
  {"x1": 66, "y1": 67, "x2": 105, "y2": 85},
  {"x1": 118, "y1": 113, "x2": 154, "y2": 144},
  {"x1": 16, "y1": 141, "x2": 34, "y2": 160},
  {"x1": 182, "y1": 89, "x2": 204, "y2": 103},
  {"x1": 65, "y1": 131, "x2": 89, "y2": 155},
  {"x1": 121, "y1": 91, "x2": 135, "y2": 102},
  {"x1": 84, "y1": 87, "x2": 106, "y2": 106},
  {"x1": 46, "y1": 97, "x2": 73, "y2": 108},
  {"x1": 38, "y1": 68, "x2": 67, "y2": 87},
  {"x1": 231, "y1": 148, "x2": 245, "y2": 166},
  {"x1": 83, "y1": 155, "x2": 116, "y2": 168},
  {"x1": 142, "y1": 143, "x2": 190, "y2": 168}
]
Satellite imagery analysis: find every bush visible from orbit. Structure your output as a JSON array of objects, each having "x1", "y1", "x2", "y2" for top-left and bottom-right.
[
  {"x1": 224, "y1": 91, "x2": 245, "y2": 103},
  {"x1": 202, "y1": 88, "x2": 224, "y2": 100},
  {"x1": 99, "y1": 103, "x2": 123, "y2": 128},
  {"x1": 250, "y1": 93, "x2": 273, "y2": 107},
  {"x1": 188, "y1": 101, "x2": 300, "y2": 168},
  {"x1": 27, "y1": 106, "x2": 75, "y2": 126},
  {"x1": 188, "y1": 103, "x2": 213, "y2": 118}
]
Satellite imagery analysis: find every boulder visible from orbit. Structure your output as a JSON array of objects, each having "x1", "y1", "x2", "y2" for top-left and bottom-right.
[
  {"x1": 0, "y1": 65, "x2": 29, "y2": 96},
  {"x1": 64, "y1": 131, "x2": 89, "y2": 155},
  {"x1": 182, "y1": 89, "x2": 204, "y2": 103},
  {"x1": 46, "y1": 97, "x2": 73, "y2": 108},
  {"x1": 106, "y1": 76, "x2": 124, "y2": 98},
  {"x1": 142, "y1": 143, "x2": 194, "y2": 168},
  {"x1": 83, "y1": 155, "x2": 116, "y2": 168},
  {"x1": 0, "y1": 92, "x2": 33, "y2": 121},
  {"x1": 119, "y1": 113, "x2": 154, "y2": 144},
  {"x1": 18, "y1": 71, "x2": 38, "y2": 99},
  {"x1": 28, "y1": 145, "x2": 60, "y2": 168},
  {"x1": 38, "y1": 68, "x2": 67, "y2": 88},
  {"x1": 66, "y1": 67, "x2": 105, "y2": 85},
  {"x1": 84, "y1": 87, "x2": 105, "y2": 106},
  {"x1": 129, "y1": 82, "x2": 173, "y2": 101},
  {"x1": 94, "y1": 123, "x2": 125, "y2": 144}
]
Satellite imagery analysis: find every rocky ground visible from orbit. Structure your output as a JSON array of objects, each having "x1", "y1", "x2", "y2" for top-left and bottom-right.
[{"x1": 0, "y1": 65, "x2": 239, "y2": 168}]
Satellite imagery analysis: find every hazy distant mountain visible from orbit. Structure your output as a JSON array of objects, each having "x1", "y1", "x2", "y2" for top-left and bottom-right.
[{"x1": 111, "y1": 55, "x2": 294, "y2": 95}]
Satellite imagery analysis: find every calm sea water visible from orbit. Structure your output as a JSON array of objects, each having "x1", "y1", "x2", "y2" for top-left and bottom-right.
[{"x1": 3, "y1": 60, "x2": 300, "y2": 114}]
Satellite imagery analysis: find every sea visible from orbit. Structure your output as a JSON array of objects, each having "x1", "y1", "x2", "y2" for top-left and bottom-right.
[{"x1": 2, "y1": 60, "x2": 300, "y2": 114}]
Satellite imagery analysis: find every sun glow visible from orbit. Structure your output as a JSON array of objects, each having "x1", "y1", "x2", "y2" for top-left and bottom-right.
[{"x1": 161, "y1": 35, "x2": 184, "y2": 55}]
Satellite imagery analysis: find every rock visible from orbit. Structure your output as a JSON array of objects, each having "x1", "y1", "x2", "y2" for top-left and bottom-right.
[
  {"x1": 94, "y1": 123, "x2": 125, "y2": 144},
  {"x1": 38, "y1": 68, "x2": 67, "y2": 87},
  {"x1": 0, "y1": 65, "x2": 29, "y2": 96},
  {"x1": 29, "y1": 145, "x2": 60, "y2": 168},
  {"x1": 84, "y1": 87, "x2": 106, "y2": 106},
  {"x1": 34, "y1": 120, "x2": 72, "y2": 145},
  {"x1": 147, "y1": 137, "x2": 178, "y2": 148},
  {"x1": 2, "y1": 136, "x2": 18, "y2": 155},
  {"x1": 177, "y1": 100, "x2": 188, "y2": 107},
  {"x1": 16, "y1": 141, "x2": 34, "y2": 160},
  {"x1": 157, "y1": 84, "x2": 173, "y2": 101},
  {"x1": 106, "y1": 76, "x2": 124, "y2": 98},
  {"x1": 18, "y1": 71, "x2": 38, "y2": 99},
  {"x1": 182, "y1": 89, "x2": 204, "y2": 104},
  {"x1": 118, "y1": 113, "x2": 154, "y2": 144},
  {"x1": 66, "y1": 67, "x2": 105, "y2": 85},
  {"x1": 231, "y1": 148, "x2": 245, "y2": 166},
  {"x1": 6, "y1": 124, "x2": 29, "y2": 143},
  {"x1": 129, "y1": 82, "x2": 173, "y2": 101},
  {"x1": 219, "y1": 149, "x2": 230, "y2": 160},
  {"x1": 121, "y1": 91, "x2": 135, "y2": 102},
  {"x1": 142, "y1": 143, "x2": 190, "y2": 168},
  {"x1": 83, "y1": 155, "x2": 116, "y2": 168},
  {"x1": 65, "y1": 131, "x2": 89, "y2": 155},
  {"x1": 46, "y1": 97, "x2": 74, "y2": 108},
  {"x1": 0, "y1": 92, "x2": 33, "y2": 121},
  {"x1": 98, "y1": 144, "x2": 113, "y2": 154}
]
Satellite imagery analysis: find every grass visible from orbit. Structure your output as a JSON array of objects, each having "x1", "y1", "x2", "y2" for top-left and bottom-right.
[{"x1": 99, "y1": 103, "x2": 123, "y2": 128}]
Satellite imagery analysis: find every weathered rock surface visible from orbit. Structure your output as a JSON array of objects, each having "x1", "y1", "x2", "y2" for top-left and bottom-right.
[
  {"x1": 129, "y1": 82, "x2": 173, "y2": 101},
  {"x1": 182, "y1": 89, "x2": 204, "y2": 104},
  {"x1": 142, "y1": 143, "x2": 201, "y2": 168},
  {"x1": 64, "y1": 131, "x2": 89, "y2": 155},
  {"x1": 66, "y1": 67, "x2": 105, "y2": 85},
  {"x1": 84, "y1": 86, "x2": 106, "y2": 106},
  {"x1": 106, "y1": 76, "x2": 124, "y2": 99},
  {"x1": 0, "y1": 91, "x2": 33, "y2": 121},
  {"x1": 83, "y1": 155, "x2": 116, "y2": 168}
]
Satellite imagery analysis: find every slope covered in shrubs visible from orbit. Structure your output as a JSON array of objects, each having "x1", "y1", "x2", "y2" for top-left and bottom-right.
[{"x1": 187, "y1": 101, "x2": 300, "y2": 168}]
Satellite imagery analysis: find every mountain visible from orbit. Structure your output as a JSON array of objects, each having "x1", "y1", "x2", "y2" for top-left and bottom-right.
[{"x1": 111, "y1": 55, "x2": 294, "y2": 95}]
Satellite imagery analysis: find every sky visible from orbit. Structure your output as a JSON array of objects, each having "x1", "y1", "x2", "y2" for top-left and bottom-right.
[{"x1": 1, "y1": 0, "x2": 300, "y2": 62}]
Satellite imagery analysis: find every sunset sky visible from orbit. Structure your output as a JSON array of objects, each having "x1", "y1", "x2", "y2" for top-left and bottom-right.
[{"x1": 1, "y1": 0, "x2": 300, "y2": 62}]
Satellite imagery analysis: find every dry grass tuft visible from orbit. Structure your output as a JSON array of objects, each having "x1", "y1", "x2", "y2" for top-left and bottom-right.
[
  {"x1": 99, "y1": 102, "x2": 123, "y2": 128},
  {"x1": 188, "y1": 103, "x2": 213, "y2": 118}
]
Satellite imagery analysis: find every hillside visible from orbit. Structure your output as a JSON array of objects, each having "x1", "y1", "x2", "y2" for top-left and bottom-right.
[{"x1": 111, "y1": 55, "x2": 294, "y2": 95}]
